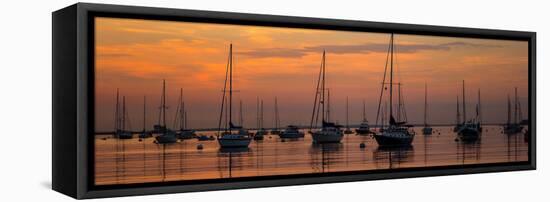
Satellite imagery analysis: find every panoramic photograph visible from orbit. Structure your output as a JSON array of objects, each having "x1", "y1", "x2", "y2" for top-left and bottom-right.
[{"x1": 93, "y1": 17, "x2": 529, "y2": 185}]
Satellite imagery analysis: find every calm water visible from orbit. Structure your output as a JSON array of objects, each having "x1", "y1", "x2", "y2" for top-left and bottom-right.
[{"x1": 94, "y1": 126, "x2": 528, "y2": 185}]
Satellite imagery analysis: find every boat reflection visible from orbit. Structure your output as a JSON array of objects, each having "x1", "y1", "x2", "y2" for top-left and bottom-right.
[
  {"x1": 217, "y1": 147, "x2": 252, "y2": 178},
  {"x1": 373, "y1": 145, "x2": 414, "y2": 169},
  {"x1": 455, "y1": 138, "x2": 481, "y2": 164},
  {"x1": 309, "y1": 143, "x2": 343, "y2": 173}
]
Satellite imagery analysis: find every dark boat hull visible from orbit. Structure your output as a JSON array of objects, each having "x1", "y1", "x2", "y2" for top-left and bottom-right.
[
  {"x1": 138, "y1": 132, "x2": 152, "y2": 139},
  {"x1": 458, "y1": 128, "x2": 480, "y2": 141},
  {"x1": 177, "y1": 129, "x2": 196, "y2": 139},
  {"x1": 115, "y1": 132, "x2": 133, "y2": 139},
  {"x1": 155, "y1": 134, "x2": 177, "y2": 144},
  {"x1": 270, "y1": 130, "x2": 281, "y2": 135},
  {"x1": 279, "y1": 132, "x2": 305, "y2": 139},
  {"x1": 218, "y1": 137, "x2": 252, "y2": 148},
  {"x1": 373, "y1": 133, "x2": 414, "y2": 146},
  {"x1": 311, "y1": 132, "x2": 343, "y2": 143},
  {"x1": 422, "y1": 127, "x2": 433, "y2": 135},
  {"x1": 253, "y1": 135, "x2": 264, "y2": 140},
  {"x1": 197, "y1": 135, "x2": 215, "y2": 141},
  {"x1": 503, "y1": 125, "x2": 523, "y2": 134},
  {"x1": 453, "y1": 125, "x2": 462, "y2": 132}
]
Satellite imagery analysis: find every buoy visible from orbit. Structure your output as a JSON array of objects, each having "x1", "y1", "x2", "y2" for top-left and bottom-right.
[
  {"x1": 197, "y1": 144, "x2": 204, "y2": 150},
  {"x1": 359, "y1": 142, "x2": 366, "y2": 148}
]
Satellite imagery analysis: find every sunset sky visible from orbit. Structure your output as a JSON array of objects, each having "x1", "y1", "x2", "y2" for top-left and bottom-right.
[{"x1": 94, "y1": 17, "x2": 528, "y2": 132}]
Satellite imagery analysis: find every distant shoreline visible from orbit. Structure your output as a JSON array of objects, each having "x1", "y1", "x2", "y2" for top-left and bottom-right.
[{"x1": 94, "y1": 123, "x2": 525, "y2": 135}]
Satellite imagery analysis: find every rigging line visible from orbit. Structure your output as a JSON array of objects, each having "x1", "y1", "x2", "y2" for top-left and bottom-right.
[
  {"x1": 229, "y1": 44, "x2": 233, "y2": 129},
  {"x1": 114, "y1": 89, "x2": 119, "y2": 132},
  {"x1": 172, "y1": 89, "x2": 182, "y2": 130},
  {"x1": 315, "y1": 91, "x2": 322, "y2": 128},
  {"x1": 309, "y1": 51, "x2": 324, "y2": 131},
  {"x1": 143, "y1": 96, "x2": 147, "y2": 131},
  {"x1": 217, "y1": 45, "x2": 231, "y2": 136},
  {"x1": 375, "y1": 34, "x2": 393, "y2": 128},
  {"x1": 162, "y1": 80, "x2": 167, "y2": 128},
  {"x1": 400, "y1": 85, "x2": 408, "y2": 122},
  {"x1": 322, "y1": 51, "x2": 327, "y2": 123},
  {"x1": 157, "y1": 93, "x2": 162, "y2": 127},
  {"x1": 126, "y1": 102, "x2": 132, "y2": 131}
]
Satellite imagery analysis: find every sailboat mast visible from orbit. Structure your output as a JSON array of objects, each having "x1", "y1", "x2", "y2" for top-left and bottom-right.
[
  {"x1": 346, "y1": 96, "x2": 349, "y2": 129},
  {"x1": 456, "y1": 96, "x2": 460, "y2": 125},
  {"x1": 143, "y1": 96, "x2": 146, "y2": 132},
  {"x1": 163, "y1": 80, "x2": 167, "y2": 128},
  {"x1": 180, "y1": 88, "x2": 184, "y2": 130},
  {"x1": 115, "y1": 88, "x2": 120, "y2": 131},
  {"x1": 256, "y1": 97, "x2": 259, "y2": 129},
  {"x1": 122, "y1": 96, "x2": 126, "y2": 131},
  {"x1": 217, "y1": 45, "x2": 232, "y2": 135},
  {"x1": 507, "y1": 94, "x2": 511, "y2": 125},
  {"x1": 229, "y1": 44, "x2": 233, "y2": 128},
  {"x1": 424, "y1": 83, "x2": 427, "y2": 126},
  {"x1": 389, "y1": 34, "x2": 394, "y2": 123},
  {"x1": 321, "y1": 50, "x2": 326, "y2": 123},
  {"x1": 261, "y1": 100, "x2": 264, "y2": 129},
  {"x1": 383, "y1": 101, "x2": 388, "y2": 128},
  {"x1": 362, "y1": 100, "x2": 366, "y2": 122},
  {"x1": 239, "y1": 100, "x2": 243, "y2": 126},
  {"x1": 397, "y1": 83, "x2": 402, "y2": 122},
  {"x1": 519, "y1": 101, "x2": 523, "y2": 122},
  {"x1": 275, "y1": 97, "x2": 279, "y2": 129},
  {"x1": 327, "y1": 89, "x2": 331, "y2": 122},
  {"x1": 478, "y1": 89, "x2": 481, "y2": 124},
  {"x1": 462, "y1": 80, "x2": 466, "y2": 124},
  {"x1": 514, "y1": 87, "x2": 518, "y2": 124}
]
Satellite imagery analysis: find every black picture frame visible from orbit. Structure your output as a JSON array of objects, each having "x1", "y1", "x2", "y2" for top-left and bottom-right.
[{"x1": 52, "y1": 3, "x2": 536, "y2": 199}]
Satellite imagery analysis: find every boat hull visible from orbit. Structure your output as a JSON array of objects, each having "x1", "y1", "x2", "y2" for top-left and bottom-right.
[
  {"x1": 453, "y1": 124, "x2": 462, "y2": 132},
  {"x1": 197, "y1": 135, "x2": 215, "y2": 141},
  {"x1": 422, "y1": 127, "x2": 433, "y2": 135},
  {"x1": 115, "y1": 132, "x2": 133, "y2": 139},
  {"x1": 373, "y1": 132, "x2": 414, "y2": 146},
  {"x1": 138, "y1": 131, "x2": 152, "y2": 138},
  {"x1": 253, "y1": 134, "x2": 264, "y2": 140},
  {"x1": 155, "y1": 134, "x2": 177, "y2": 144},
  {"x1": 218, "y1": 138, "x2": 252, "y2": 148},
  {"x1": 458, "y1": 128, "x2": 480, "y2": 141},
  {"x1": 270, "y1": 130, "x2": 281, "y2": 135},
  {"x1": 279, "y1": 132, "x2": 305, "y2": 139},
  {"x1": 312, "y1": 131, "x2": 343, "y2": 143},
  {"x1": 254, "y1": 130, "x2": 267, "y2": 140},
  {"x1": 503, "y1": 125, "x2": 523, "y2": 134},
  {"x1": 178, "y1": 130, "x2": 196, "y2": 139}
]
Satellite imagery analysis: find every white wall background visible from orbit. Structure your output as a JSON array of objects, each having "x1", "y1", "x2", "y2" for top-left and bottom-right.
[{"x1": 0, "y1": 0, "x2": 546, "y2": 201}]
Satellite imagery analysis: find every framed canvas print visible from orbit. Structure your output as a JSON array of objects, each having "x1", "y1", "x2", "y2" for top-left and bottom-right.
[{"x1": 52, "y1": 3, "x2": 536, "y2": 199}]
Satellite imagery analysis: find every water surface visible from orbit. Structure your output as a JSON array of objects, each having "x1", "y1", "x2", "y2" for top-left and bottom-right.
[{"x1": 94, "y1": 126, "x2": 528, "y2": 185}]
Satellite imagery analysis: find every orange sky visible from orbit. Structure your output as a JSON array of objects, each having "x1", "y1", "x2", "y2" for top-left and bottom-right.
[{"x1": 94, "y1": 17, "x2": 528, "y2": 132}]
